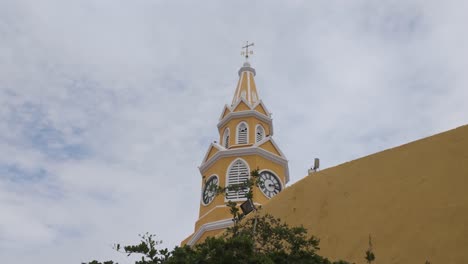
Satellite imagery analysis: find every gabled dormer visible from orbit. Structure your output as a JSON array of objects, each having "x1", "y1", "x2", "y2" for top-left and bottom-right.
[
  {"x1": 219, "y1": 105, "x2": 232, "y2": 121},
  {"x1": 232, "y1": 97, "x2": 253, "y2": 112},
  {"x1": 253, "y1": 100, "x2": 271, "y2": 117}
]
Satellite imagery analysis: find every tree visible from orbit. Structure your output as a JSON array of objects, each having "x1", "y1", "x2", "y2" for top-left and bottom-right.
[
  {"x1": 84, "y1": 170, "x2": 352, "y2": 263},
  {"x1": 365, "y1": 235, "x2": 376, "y2": 264},
  {"x1": 84, "y1": 214, "x2": 350, "y2": 264}
]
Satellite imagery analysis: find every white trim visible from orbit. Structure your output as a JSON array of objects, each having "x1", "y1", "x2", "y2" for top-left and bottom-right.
[
  {"x1": 236, "y1": 121, "x2": 249, "y2": 145},
  {"x1": 218, "y1": 110, "x2": 273, "y2": 136},
  {"x1": 199, "y1": 146, "x2": 290, "y2": 184},
  {"x1": 233, "y1": 71, "x2": 245, "y2": 105},
  {"x1": 231, "y1": 96, "x2": 253, "y2": 111},
  {"x1": 201, "y1": 175, "x2": 220, "y2": 206},
  {"x1": 247, "y1": 72, "x2": 251, "y2": 103},
  {"x1": 258, "y1": 169, "x2": 284, "y2": 199},
  {"x1": 201, "y1": 143, "x2": 225, "y2": 163},
  {"x1": 187, "y1": 218, "x2": 233, "y2": 246},
  {"x1": 197, "y1": 205, "x2": 227, "y2": 221},
  {"x1": 255, "y1": 137, "x2": 288, "y2": 159},
  {"x1": 224, "y1": 158, "x2": 250, "y2": 201},
  {"x1": 218, "y1": 104, "x2": 232, "y2": 121},
  {"x1": 223, "y1": 128, "x2": 230, "y2": 148},
  {"x1": 255, "y1": 124, "x2": 265, "y2": 143},
  {"x1": 252, "y1": 100, "x2": 272, "y2": 117}
]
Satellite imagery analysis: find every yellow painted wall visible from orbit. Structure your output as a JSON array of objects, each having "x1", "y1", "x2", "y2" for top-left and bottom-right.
[
  {"x1": 205, "y1": 146, "x2": 219, "y2": 161},
  {"x1": 233, "y1": 101, "x2": 251, "y2": 112},
  {"x1": 221, "y1": 107, "x2": 231, "y2": 119},
  {"x1": 259, "y1": 141, "x2": 281, "y2": 156},
  {"x1": 254, "y1": 103, "x2": 268, "y2": 116},
  {"x1": 260, "y1": 125, "x2": 468, "y2": 263}
]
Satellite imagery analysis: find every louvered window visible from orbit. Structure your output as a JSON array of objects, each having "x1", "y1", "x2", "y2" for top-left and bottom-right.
[
  {"x1": 256, "y1": 125, "x2": 265, "y2": 142},
  {"x1": 223, "y1": 128, "x2": 230, "y2": 148},
  {"x1": 237, "y1": 122, "x2": 248, "y2": 144},
  {"x1": 226, "y1": 159, "x2": 249, "y2": 200}
]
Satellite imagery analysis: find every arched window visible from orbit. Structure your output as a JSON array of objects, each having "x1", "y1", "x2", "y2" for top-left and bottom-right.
[
  {"x1": 223, "y1": 128, "x2": 230, "y2": 148},
  {"x1": 226, "y1": 159, "x2": 249, "y2": 200},
  {"x1": 256, "y1": 125, "x2": 265, "y2": 142},
  {"x1": 237, "y1": 122, "x2": 248, "y2": 144}
]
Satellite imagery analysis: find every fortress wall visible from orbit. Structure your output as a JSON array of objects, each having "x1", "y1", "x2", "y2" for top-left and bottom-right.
[{"x1": 261, "y1": 125, "x2": 468, "y2": 263}]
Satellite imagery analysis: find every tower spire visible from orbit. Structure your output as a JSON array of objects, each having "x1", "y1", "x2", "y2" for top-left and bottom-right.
[{"x1": 232, "y1": 41, "x2": 259, "y2": 106}]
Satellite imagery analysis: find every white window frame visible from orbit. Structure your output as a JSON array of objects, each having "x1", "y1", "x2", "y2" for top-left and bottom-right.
[
  {"x1": 255, "y1": 124, "x2": 265, "y2": 143},
  {"x1": 225, "y1": 158, "x2": 250, "y2": 202},
  {"x1": 236, "y1": 121, "x2": 249, "y2": 145},
  {"x1": 223, "y1": 128, "x2": 230, "y2": 148}
]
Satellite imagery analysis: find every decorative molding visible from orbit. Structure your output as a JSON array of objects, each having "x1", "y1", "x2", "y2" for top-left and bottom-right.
[
  {"x1": 197, "y1": 205, "x2": 227, "y2": 221},
  {"x1": 257, "y1": 137, "x2": 288, "y2": 160},
  {"x1": 217, "y1": 110, "x2": 273, "y2": 136},
  {"x1": 218, "y1": 104, "x2": 232, "y2": 121},
  {"x1": 252, "y1": 100, "x2": 272, "y2": 117},
  {"x1": 247, "y1": 72, "x2": 252, "y2": 103},
  {"x1": 234, "y1": 70, "x2": 245, "y2": 104},
  {"x1": 238, "y1": 64, "x2": 256, "y2": 76},
  {"x1": 231, "y1": 96, "x2": 254, "y2": 112},
  {"x1": 199, "y1": 146, "x2": 289, "y2": 184},
  {"x1": 187, "y1": 218, "x2": 233, "y2": 246},
  {"x1": 201, "y1": 142, "x2": 226, "y2": 163}
]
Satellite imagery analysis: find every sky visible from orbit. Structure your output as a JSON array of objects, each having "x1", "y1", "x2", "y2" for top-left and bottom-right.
[{"x1": 0, "y1": 0, "x2": 467, "y2": 263}]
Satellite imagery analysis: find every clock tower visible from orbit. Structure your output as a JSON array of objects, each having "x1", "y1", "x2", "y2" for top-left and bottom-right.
[{"x1": 182, "y1": 47, "x2": 289, "y2": 245}]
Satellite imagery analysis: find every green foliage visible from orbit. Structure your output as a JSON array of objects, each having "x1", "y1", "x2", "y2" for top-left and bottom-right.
[
  {"x1": 84, "y1": 261, "x2": 116, "y2": 264},
  {"x1": 365, "y1": 235, "x2": 376, "y2": 263},
  {"x1": 84, "y1": 214, "x2": 351, "y2": 264},
  {"x1": 84, "y1": 169, "x2": 353, "y2": 264},
  {"x1": 365, "y1": 250, "x2": 375, "y2": 264}
]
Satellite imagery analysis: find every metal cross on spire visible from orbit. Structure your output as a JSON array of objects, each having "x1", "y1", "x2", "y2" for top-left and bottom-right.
[{"x1": 241, "y1": 41, "x2": 254, "y2": 60}]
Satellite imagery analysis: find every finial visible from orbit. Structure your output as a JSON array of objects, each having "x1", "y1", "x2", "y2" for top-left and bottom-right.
[{"x1": 241, "y1": 41, "x2": 254, "y2": 60}]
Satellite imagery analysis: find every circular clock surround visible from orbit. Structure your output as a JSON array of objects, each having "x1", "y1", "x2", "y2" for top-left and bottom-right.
[
  {"x1": 201, "y1": 175, "x2": 219, "y2": 205},
  {"x1": 258, "y1": 170, "x2": 282, "y2": 199}
]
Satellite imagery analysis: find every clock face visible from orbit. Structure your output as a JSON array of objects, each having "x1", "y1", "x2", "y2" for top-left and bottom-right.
[
  {"x1": 258, "y1": 171, "x2": 282, "y2": 198},
  {"x1": 202, "y1": 176, "x2": 218, "y2": 205}
]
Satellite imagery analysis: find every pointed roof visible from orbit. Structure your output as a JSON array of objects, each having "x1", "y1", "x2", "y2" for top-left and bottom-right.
[{"x1": 231, "y1": 62, "x2": 260, "y2": 106}]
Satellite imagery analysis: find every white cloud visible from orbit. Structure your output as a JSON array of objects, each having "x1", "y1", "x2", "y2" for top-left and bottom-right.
[{"x1": 0, "y1": 1, "x2": 467, "y2": 263}]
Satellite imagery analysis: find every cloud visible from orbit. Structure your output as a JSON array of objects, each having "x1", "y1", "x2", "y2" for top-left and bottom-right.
[{"x1": 0, "y1": 1, "x2": 467, "y2": 263}]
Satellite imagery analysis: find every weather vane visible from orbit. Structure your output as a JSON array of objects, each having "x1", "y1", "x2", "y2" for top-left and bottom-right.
[{"x1": 241, "y1": 41, "x2": 254, "y2": 60}]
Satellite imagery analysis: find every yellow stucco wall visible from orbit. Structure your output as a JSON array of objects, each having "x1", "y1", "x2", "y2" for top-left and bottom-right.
[
  {"x1": 205, "y1": 146, "x2": 219, "y2": 161},
  {"x1": 260, "y1": 125, "x2": 468, "y2": 263},
  {"x1": 259, "y1": 141, "x2": 281, "y2": 156},
  {"x1": 233, "y1": 101, "x2": 251, "y2": 112},
  {"x1": 254, "y1": 103, "x2": 268, "y2": 116}
]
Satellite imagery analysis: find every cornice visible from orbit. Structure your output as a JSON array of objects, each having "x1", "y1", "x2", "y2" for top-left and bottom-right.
[
  {"x1": 217, "y1": 110, "x2": 274, "y2": 136},
  {"x1": 186, "y1": 218, "x2": 233, "y2": 246},
  {"x1": 199, "y1": 146, "x2": 289, "y2": 183}
]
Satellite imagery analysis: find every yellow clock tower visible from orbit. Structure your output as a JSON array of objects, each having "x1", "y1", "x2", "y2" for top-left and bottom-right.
[{"x1": 183, "y1": 47, "x2": 289, "y2": 245}]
